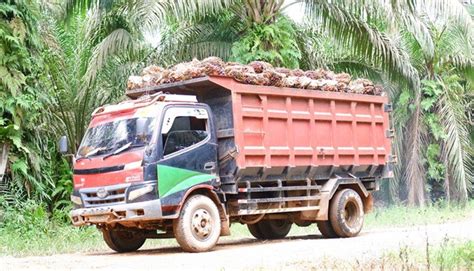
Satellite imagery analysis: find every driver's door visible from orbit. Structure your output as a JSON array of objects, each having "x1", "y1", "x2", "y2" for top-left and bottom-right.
[{"x1": 156, "y1": 105, "x2": 218, "y2": 204}]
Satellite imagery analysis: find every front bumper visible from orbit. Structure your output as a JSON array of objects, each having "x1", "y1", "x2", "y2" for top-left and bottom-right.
[{"x1": 70, "y1": 199, "x2": 162, "y2": 226}]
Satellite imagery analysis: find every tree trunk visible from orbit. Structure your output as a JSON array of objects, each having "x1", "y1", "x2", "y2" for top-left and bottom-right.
[
  {"x1": 0, "y1": 143, "x2": 9, "y2": 183},
  {"x1": 444, "y1": 169, "x2": 450, "y2": 204},
  {"x1": 406, "y1": 96, "x2": 426, "y2": 207}
]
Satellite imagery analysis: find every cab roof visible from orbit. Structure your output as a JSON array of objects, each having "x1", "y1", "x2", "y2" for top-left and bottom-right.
[{"x1": 92, "y1": 93, "x2": 198, "y2": 117}]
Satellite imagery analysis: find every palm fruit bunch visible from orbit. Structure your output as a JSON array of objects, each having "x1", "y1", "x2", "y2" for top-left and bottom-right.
[{"x1": 127, "y1": 57, "x2": 383, "y2": 95}]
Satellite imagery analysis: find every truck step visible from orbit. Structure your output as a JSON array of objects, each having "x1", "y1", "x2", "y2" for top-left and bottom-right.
[
  {"x1": 238, "y1": 185, "x2": 321, "y2": 193},
  {"x1": 238, "y1": 195, "x2": 321, "y2": 204},
  {"x1": 238, "y1": 205, "x2": 320, "y2": 215}
]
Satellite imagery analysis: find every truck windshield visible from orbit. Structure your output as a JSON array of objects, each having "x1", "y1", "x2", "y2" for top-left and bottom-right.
[{"x1": 77, "y1": 117, "x2": 155, "y2": 158}]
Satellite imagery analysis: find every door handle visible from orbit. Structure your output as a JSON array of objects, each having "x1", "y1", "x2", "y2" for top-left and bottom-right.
[{"x1": 204, "y1": 162, "x2": 216, "y2": 171}]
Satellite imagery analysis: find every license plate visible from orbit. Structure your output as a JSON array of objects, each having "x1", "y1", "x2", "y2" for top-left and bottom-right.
[{"x1": 87, "y1": 214, "x2": 110, "y2": 223}]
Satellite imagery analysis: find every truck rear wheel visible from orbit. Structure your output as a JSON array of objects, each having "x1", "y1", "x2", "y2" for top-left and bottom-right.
[
  {"x1": 102, "y1": 228, "x2": 146, "y2": 253},
  {"x1": 247, "y1": 220, "x2": 292, "y2": 240},
  {"x1": 329, "y1": 188, "x2": 364, "y2": 237},
  {"x1": 173, "y1": 194, "x2": 221, "y2": 252},
  {"x1": 247, "y1": 223, "x2": 266, "y2": 239},
  {"x1": 316, "y1": 220, "x2": 338, "y2": 238}
]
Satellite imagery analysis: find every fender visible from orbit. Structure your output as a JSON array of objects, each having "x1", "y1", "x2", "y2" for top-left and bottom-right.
[
  {"x1": 175, "y1": 184, "x2": 231, "y2": 236},
  {"x1": 324, "y1": 178, "x2": 369, "y2": 199},
  {"x1": 315, "y1": 177, "x2": 371, "y2": 221},
  {"x1": 177, "y1": 184, "x2": 216, "y2": 211}
]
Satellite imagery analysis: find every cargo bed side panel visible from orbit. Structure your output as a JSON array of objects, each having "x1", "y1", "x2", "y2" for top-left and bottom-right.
[{"x1": 225, "y1": 80, "x2": 391, "y2": 177}]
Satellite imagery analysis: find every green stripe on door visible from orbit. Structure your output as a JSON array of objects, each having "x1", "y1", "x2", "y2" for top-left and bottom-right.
[{"x1": 158, "y1": 165, "x2": 215, "y2": 198}]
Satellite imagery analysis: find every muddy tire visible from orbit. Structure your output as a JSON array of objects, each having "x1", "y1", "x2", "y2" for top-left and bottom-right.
[
  {"x1": 329, "y1": 188, "x2": 364, "y2": 237},
  {"x1": 247, "y1": 223, "x2": 265, "y2": 239},
  {"x1": 317, "y1": 220, "x2": 338, "y2": 238},
  {"x1": 102, "y1": 228, "x2": 146, "y2": 253},
  {"x1": 173, "y1": 194, "x2": 221, "y2": 252},
  {"x1": 248, "y1": 220, "x2": 292, "y2": 240}
]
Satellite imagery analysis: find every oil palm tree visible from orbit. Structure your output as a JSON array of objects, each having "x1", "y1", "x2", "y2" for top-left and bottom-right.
[
  {"x1": 392, "y1": 3, "x2": 473, "y2": 205},
  {"x1": 62, "y1": 0, "x2": 423, "y2": 90},
  {"x1": 62, "y1": 0, "x2": 473, "y2": 205},
  {"x1": 41, "y1": 9, "x2": 151, "y2": 152}
]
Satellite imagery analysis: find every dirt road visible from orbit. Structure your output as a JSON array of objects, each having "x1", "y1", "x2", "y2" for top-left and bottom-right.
[{"x1": 2, "y1": 216, "x2": 473, "y2": 270}]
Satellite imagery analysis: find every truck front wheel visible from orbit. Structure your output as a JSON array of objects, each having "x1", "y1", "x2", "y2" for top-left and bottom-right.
[
  {"x1": 173, "y1": 194, "x2": 221, "y2": 252},
  {"x1": 247, "y1": 220, "x2": 292, "y2": 240},
  {"x1": 329, "y1": 188, "x2": 364, "y2": 237},
  {"x1": 102, "y1": 228, "x2": 146, "y2": 253}
]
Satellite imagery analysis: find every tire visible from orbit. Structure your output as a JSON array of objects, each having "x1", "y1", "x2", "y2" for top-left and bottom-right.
[
  {"x1": 317, "y1": 220, "x2": 338, "y2": 238},
  {"x1": 329, "y1": 188, "x2": 364, "y2": 237},
  {"x1": 247, "y1": 220, "x2": 292, "y2": 240},
  {"x1": 173, "y1": 194, "x2": 221, "y2": 252},
  {"x1": 102, "y1": 228, "x2": 146, "y2": 253},
  {"x1": 247, "y1": 223, "x2": 265, "y2": 239}
]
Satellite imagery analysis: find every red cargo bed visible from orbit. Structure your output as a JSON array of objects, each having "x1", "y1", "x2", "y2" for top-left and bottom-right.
[{"x1": 126, "y1": 76, "x2": 393, "y2": 182}]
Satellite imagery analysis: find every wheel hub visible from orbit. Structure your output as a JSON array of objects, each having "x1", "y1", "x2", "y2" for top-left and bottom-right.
[
  {"x1": 342, "y1": 201, "x2": 359, "y2": 227},
  {"x1": 192, "y1": 209, "x2": 212, "y2": 240}
]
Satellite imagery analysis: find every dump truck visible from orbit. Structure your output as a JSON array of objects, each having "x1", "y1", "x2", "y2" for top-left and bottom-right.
[{"x1": 63, "y1": 76, "x2": 394, "y2": 253}]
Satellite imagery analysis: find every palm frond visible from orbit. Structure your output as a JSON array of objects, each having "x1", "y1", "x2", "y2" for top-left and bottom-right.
[
  {"x1": 155, "y1": 15, "x2": 240, "y2": 65},
  {"x1": 435, "y1": 23, "x2": 473, "y2": 73},
  {"x1": 417, "y1": 0, "x2": 473, "y2": 33},
  {"x1": 121, "y1": 0, "x2": 167, "y2": 33},
  {"x1": 329, "y1": 60, "x2": 384, "y2": 82},
  {"x1": 83, "y1": 28, "x2": 135, "y2": 88},
  {"x1": 165, "y1": 0, "x2": 234, "y2": 22},
  {"x1": 303, "y1": 1, "x2": 420, "y2": 90},
  {"x1": 438, "y1": 77, "x2": 473, "y2": 203}
]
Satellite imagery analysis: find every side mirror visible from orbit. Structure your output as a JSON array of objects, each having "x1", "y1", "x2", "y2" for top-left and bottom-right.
[{"x1": 59, "y1": 136, "x2": 68, "y2": 154}]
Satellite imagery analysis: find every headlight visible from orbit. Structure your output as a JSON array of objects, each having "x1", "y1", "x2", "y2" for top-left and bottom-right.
[
  {"x1": 70, "y1": 195, "x2": 82, "y2": 205},
  {"x1": 128, "y1": 184, "x2": 154, "y2": 201}
]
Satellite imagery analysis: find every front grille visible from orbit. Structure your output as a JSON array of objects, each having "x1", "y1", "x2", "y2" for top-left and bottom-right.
[{"x1": 80, "y1": 183, "x2": 129, "y2": 207}]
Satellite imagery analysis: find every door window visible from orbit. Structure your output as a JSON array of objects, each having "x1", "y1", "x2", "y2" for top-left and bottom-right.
[{"x1": 161, "y1": 107, "x2": 209, "y2": 156}]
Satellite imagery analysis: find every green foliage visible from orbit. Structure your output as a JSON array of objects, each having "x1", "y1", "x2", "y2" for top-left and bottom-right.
[
  {"x1": 420, "y1": 80, "x2": 443, "y2": 111},
  {"x1": 0, "y1": 197, "x2": 104, "y2": 256},
  {"x1": 0, "y1": 0, "x2": 59, "y2": 202},
  {"x1": 420, "y1": 80, "x2": 446, "y2": 142},
  {"x1": 231, "y1": 17, "x2": 301, "y2": 68},
  {"x1": 432, "y1": 240, "x2": 474, "y2": 270},
  {"x1": 50, "y1": 158, "x2": 73, "y2": 212},
  {"x1": 426, "y1": 144, "x2": 445, "y2": 180},
  {"x1": 395, "y1": 89, "x2": 413, "y2": 121},
  {"x1": 0, "y1": 198, "x2": 50, "y2": 236}
]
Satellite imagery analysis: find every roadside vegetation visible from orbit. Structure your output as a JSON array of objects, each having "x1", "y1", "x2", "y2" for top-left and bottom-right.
[
  {"x1": 284, "y1": 240, "x2": 474, "y2": 270},
  {"x1": 364, "y1": 200, "x2": 474, "y2": 229}
]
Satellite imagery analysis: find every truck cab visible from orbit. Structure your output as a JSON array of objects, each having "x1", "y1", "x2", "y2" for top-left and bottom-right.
[
  {"x1": 71, "y1": 93, "x2": 220, "y2": 213},
  {"x1": 69, "y1": 93, "x2": 224, "y2": 252}
]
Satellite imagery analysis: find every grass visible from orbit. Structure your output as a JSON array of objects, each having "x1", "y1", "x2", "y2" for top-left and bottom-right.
[
  {"x1": 0, "y1": 200, "x2": 472, "y2": 257},
  {"x1": 278, "y1": 240, "x2": 474, "y2": 270},
  {"x1": 364, "y1": 200, "x2": 474, "y2": 230}
]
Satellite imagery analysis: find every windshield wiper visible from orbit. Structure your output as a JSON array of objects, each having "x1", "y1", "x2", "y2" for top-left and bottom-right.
[
  {"x1": 76, "y1": 147, "x2": 109, "y2": 161},
  {"x1": 102, "y1": 142, "x2": 137, "y2": 160}
]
